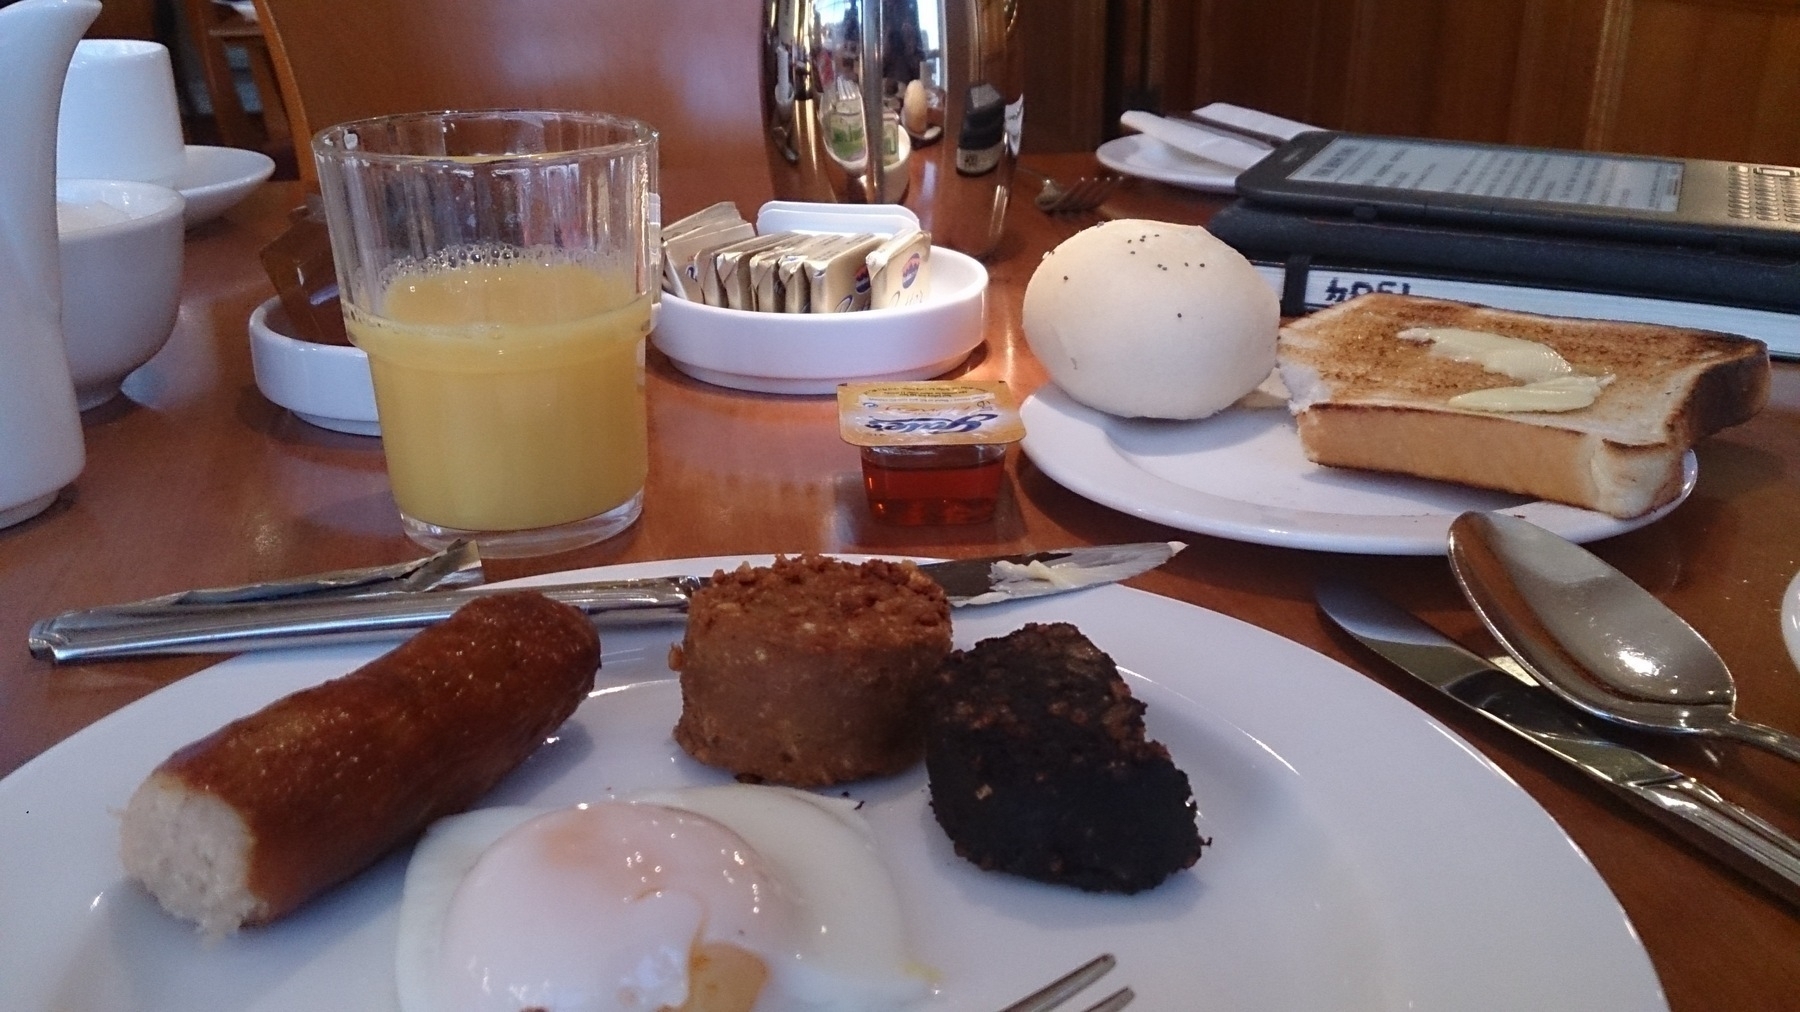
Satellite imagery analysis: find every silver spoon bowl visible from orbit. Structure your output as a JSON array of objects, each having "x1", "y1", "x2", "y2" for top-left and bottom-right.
[{"x1": 1447, "y1": 510, "x2": 1800, "y2": 764}]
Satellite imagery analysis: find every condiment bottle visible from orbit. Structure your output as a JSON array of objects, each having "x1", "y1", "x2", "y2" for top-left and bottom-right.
[{"x1": 838, "y1": 380, "x2": 1023, "y2": 524}]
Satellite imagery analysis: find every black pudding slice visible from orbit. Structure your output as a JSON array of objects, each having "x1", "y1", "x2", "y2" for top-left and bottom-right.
[{"x1": 924, "y1": 622, "x2": 1206, "y2": 893}]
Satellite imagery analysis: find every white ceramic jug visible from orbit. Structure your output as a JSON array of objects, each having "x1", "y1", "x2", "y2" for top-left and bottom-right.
[{"x1": 0, "y1": 0, "x2": 98, "y2": 529}]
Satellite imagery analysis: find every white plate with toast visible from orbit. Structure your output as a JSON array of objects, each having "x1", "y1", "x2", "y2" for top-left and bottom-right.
[
  {"x1": 0, "y1": 558, "x2": 1664, "y2": 1011},
  {"x1": 1021, "y1": 384, "x2": 1694, "y2": 554}
]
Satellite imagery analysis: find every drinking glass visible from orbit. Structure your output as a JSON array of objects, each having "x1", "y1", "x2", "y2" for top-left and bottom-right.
[{"x1": 314, "y1": 110, "x2": 657, "y2": 557}]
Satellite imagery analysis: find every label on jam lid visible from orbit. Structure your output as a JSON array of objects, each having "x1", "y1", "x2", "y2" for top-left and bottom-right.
[{"x1": 838, "y1": 380, "x2": 1025, "y2": 447}]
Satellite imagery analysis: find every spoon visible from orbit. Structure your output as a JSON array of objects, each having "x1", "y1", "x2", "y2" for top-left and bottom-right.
[{"x1": 1447, "y1": 510, "x2": 1800, "y2": 764}]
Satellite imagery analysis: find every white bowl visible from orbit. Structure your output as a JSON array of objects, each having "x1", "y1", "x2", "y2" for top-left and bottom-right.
[
  {"x1": 247, "y1": 296, "x2": 379, "y2": 435},
  {"x1": 177, "y1": 145, "x2": 276, "y2": 227},
  {"x1": 57, "y1": 179, "x2": 186, "y2": 410},
  {"x1": 650, "y1": 203, "x2": 988, "y2": 395}
]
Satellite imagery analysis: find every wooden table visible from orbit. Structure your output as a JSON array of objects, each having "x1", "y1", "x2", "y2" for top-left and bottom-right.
[{"x1": 4, "y1": 154, "x2": 1798, "y2": 1008}]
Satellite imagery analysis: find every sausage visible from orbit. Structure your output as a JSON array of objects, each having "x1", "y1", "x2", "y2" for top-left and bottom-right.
[{"x1": 119, "y1": 590, "x2": 599, "y2": 935}]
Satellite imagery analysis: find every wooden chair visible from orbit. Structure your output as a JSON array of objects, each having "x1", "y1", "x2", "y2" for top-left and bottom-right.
[
  {"x1": 252, "y1": 0, "x2": 774, "y2": 218},
  {"x1": 182, "y1": 0, "x2": 290, "y2": 154}
]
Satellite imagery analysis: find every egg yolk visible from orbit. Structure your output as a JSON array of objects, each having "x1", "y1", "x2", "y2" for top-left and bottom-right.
[{"x1": 436, "y1": 803, "x2": 798, "y2": 1012}]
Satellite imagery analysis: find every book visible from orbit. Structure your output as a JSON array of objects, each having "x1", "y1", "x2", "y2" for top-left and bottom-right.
[
  {"x1": 1209, "y1": 201, "x2": 1800, "y2": 312},
  {"x1": 1245, "y1": 258, "x2": 1800, "y2": 359},
  {"x1": 1207, "y1": 200, "x2": 1800, "y2": 357}
]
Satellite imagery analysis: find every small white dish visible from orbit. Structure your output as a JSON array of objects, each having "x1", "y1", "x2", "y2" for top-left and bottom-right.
[
  {"x1": 1096, "y1": 133, "x2": 1244, "y2": 194},
  {"x1": 247, "y1": 295, "x2": 379, "y2": 435},
  {"x1": 651, "y1": 202, "x2": 988, "y2": 395},
  {"x1": 1021, "y1": 384, "x2": 1693, "y2": 555},
  {"x1": 57, "y1": 179, "x2": 186, "y2": 410},
  {"x1": 176, "y1": 144, "x2": 276, "y2": 227}
]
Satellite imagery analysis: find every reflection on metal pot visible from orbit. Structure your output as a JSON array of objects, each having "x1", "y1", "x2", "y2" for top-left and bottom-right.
[{"x1": 763, "y1": 0, "x2": 1023, "y2": 258}]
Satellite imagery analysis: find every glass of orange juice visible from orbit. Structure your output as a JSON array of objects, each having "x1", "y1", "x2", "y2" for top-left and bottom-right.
[{"x1": 312, "y1": 110, "x2": 656, "y2": 557}]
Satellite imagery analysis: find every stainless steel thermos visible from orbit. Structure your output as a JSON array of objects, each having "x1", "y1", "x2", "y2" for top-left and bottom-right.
[{"x1": 762, "y1": 0, "x2": 1023, "y2": 257}]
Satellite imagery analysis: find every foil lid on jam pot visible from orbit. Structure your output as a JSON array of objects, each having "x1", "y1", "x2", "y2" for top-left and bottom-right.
[
  {"x1": 839, "y1": 380, "x2": 1024, "y2": 525},
  {"x1": 837, "y1": 380, "x2": 1023, "y2": 448}
]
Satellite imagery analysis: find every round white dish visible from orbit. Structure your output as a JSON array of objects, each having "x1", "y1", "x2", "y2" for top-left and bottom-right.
[
  {"x1": 1096, "y1": 133, "x2": 1243, "y2": 194},
  {"x1": 177, "y1": 144, "x2": 276, "y2": 227},
  {"x1": 0, "y1": 557, "x2": 1664, "y2": 1012},
  {"x1": 1021, "y1": 383, "x2": 1694, "y2": 554},
  {"x1": 651, "y1": 247, "x2": 988, "y2": 395},
  {"x1": 247, "y1": 295, "x2": 379, "y2": 436},
  {"x1": 57, "y1": 179, "x2": 186, "y2": 410}
]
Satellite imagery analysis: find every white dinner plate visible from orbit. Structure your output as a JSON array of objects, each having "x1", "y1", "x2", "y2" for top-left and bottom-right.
[
  {"x1": 1095, "y1": 133, "x2": 1246, "y2": 194},
  {"x1": 0, "y1": 558, "x2": 1664, "y2": 1011},
  {"x1": 1021, "y1": 384, "x2": 1694, "y2": 554},
  {"x1": 176, "y1": 145, "x2": 276, "y2": 228}
]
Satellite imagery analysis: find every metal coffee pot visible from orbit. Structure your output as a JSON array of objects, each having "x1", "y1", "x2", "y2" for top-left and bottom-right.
[{"x1": 762, "y1": 0, "x2": 1023, "y2": 258}]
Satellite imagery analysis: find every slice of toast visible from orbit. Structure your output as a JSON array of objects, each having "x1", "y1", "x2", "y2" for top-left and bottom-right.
[{"x1": 1276, "y1": 293, "x2": 1770, "y2": 518}]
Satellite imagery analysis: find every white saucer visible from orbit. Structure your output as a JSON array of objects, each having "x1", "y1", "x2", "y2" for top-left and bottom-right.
[
  {"x1": 247, "y1": 296, "x2": 379, "y2": 436},
  {"x1": 177, "y1": 144, "x2": 275, "y2": 227},
  {"x1": 1095, "y1": 133, "x2": 1244, "y2": 194}
]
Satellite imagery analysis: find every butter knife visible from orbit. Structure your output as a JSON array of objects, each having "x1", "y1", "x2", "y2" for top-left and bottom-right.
[
  {"x1": 1316, "y1": 576, "x2": 1800, "y2": 910},
  {"x1": 30, "y1": 542, "x2": 1185, "y2": 663},
  {"x1": 1117, "y1": 111, "x2": 1273, "y2": 171}
]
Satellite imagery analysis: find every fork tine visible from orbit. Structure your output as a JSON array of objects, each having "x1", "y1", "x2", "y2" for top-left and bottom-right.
[
  {"x1": 999, "y1": 954, "x2": 1121, "y2": 1012},
  {"x1": 1077, "y1": 987, "x2": 1136, "y2": 1012},
  {"x1": 1021, "y1": 166, "x2": 1122, "y2": 213},
  {"x1": 1070, "y1": 177, "x2": 1116, "y2": 208},
  {"x1": 1042, "y1": 174, "x2": 1121, "y2": 213}
]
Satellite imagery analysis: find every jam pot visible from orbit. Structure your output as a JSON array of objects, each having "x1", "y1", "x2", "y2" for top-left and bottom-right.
[{"x1": 838, "y1": 379, "x2": 1024, "y2": 525}]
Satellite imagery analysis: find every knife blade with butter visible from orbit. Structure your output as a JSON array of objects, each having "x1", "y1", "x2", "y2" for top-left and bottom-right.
[
  {"x1": 29, "y1": 542, "x2": 1184, "y2": 663},
  {"x1": 1315, "y1": 575, "x2": 1800, "y2": 910}
]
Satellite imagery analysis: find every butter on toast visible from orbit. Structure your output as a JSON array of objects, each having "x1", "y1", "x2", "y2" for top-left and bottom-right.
[{"x1": 1276, "y1": 293, "x2": 1770, "y2": 518}]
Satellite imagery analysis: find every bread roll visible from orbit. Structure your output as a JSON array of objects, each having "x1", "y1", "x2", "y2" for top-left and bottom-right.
[
  {"x1": 1022, "y1": 218, "x2": 1278, "y2": 419},
  {"x1": 119, "y1": 591, "x2": 599, "y2": 935}
]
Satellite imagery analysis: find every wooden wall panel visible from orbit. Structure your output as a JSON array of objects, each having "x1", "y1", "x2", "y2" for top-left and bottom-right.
[
  {"x1": 1167, "y1": 0, "x2": 1800, "y2": 163},
  {"x1": 1605, "y1": 0, "x2": 1800, "y2": 162},
  {"x1": 1187, "y1": 0, "x2": 1562, "y2": 142},
  {"x1": 1021, "y1": 0, "x2": 1109, "y2": 151},
  {"x1": 1507, "y1": 0, "x2": 1613, "y2": 148},
  {"x1": 1188, "y1": 0, "x2": 1344, "y2": 125}
]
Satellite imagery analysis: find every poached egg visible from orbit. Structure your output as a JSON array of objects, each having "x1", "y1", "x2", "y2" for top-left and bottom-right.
[{"x1": 395, "y1": 784, "x2": 929, "y2": 1012}]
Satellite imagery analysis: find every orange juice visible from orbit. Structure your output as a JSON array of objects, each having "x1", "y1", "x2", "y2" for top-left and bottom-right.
[{"x1": 347, "y1": 258, "x2": 650, "y2": 533}]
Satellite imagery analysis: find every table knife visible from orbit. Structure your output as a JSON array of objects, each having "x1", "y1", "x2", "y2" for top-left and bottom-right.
[
  {"x1": 29, "y1": 542, "x2": 1184, "y2": 663},
  {"x1": 1316, "y1": 576, "x2": 1800, "y2": 911}
]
